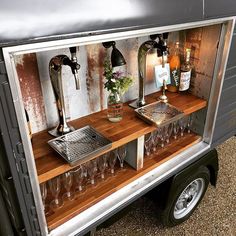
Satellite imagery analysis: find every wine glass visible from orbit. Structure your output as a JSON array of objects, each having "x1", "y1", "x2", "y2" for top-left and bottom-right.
[
  {"x1": 173, "y1": 120, "x2": 180, "y2": 140},
  {"x1": 73, "y1": 165, "x2": 85, "y2": 193},
  {"x1": 151, "y1": 130, "x2": 159, "y2": 152},
  {"x1": 117, "y1": 145, "x2": 127, "y2": 168},
  {"x1": 165, "y1": 123, "x2": 173, "y2": 144},
  {"x1": 87, "y1": 159, "x2": 97, "y2": 185},
  {"x1": 48, "y1": 176, "x2": 63, "y2": 209},
  {"x1": 158, "y1": 126, "x2": 165, "y2": 148},
  {"x1": 97, "y1": 154, "x2": 108, "y2": 179},
  {"x1": 62, "y1": 171, "x2": 75, "y2": 201},
  {"x1": 108, "y1": 150, "x2": 117, "y2": 175},
  {"x1": 179, "y1": 116, "x2": 189, "y2": 136},
  {"x1": 40, "y1": 182, "x2": 50, "y2": 214},
  {"x1": 144, "y1": 133, "x2": 153, "y2": 156},
  {"x1": 187, "y1": 114, "x2": 193, "y2": 133}
]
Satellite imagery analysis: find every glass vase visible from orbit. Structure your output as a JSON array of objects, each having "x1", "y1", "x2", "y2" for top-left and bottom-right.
[{"x1": 107, "y1": 91, "x2": 123, "y2": 122}]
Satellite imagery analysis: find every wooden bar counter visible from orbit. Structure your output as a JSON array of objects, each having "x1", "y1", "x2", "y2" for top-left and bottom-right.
[
  {"x1": 33, "y1": 91, "x2": 207, "y2": 184},
  {"x1": 31, "y1": 91, "x2": 207, "y2": 230}
]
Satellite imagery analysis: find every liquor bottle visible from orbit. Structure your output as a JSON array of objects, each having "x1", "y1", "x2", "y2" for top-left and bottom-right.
[
  {"x1": 167, "y1": 42, "x2": 180, "y2": 92},
  {"x1": 179, "y1": 48, "x2": 192, "y2": 92},
  {"x1": 25, "y1": 109, "x2": 32, "y2": 140}
]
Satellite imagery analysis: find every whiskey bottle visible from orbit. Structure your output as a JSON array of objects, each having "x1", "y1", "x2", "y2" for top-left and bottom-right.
[
  {"x1": 179, "y1": 48, "x2": 192, "y2": 92},
  {"x1": 167, "y1": 42, "x2": 180, "y2": 92}
]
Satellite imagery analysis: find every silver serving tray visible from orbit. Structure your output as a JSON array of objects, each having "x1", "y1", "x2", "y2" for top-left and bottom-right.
[
  {"x1": 135, "y1": 101, "x2": 184, "y2": 127},
  {"x1": 48, "y1": 125, "x2": 112, "y2": 166}
]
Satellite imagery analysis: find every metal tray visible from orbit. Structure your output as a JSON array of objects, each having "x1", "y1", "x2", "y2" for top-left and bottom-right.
[
  {"x1": 135, "y1": 101, "x2": 184, "y2": 127},
  {"x1": 48, "y1": 125, "x2": 112, "y2": 166}
]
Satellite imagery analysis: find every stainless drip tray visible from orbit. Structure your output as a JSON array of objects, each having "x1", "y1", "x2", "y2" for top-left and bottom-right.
[
  {"x1": 135, "y1": 101, "x2": 184, "y2": 127},
  {"x1": 48, "y1": 125, "x2": 112, "y2": 166}
]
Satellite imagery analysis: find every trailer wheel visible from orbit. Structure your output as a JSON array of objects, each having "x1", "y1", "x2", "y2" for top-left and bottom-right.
[{"x1": 161, "y1": 167, "x2": 210, "y2": 226}]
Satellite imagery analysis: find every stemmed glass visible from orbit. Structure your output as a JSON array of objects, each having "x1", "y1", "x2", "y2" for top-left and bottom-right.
[
  {"x1": 40, "y1": 182, "x2": 50, "y2": 214},
  {"x1": 48, "y1": 176, "x2": 63, "y2": 209},
  {"x1": 87, "y1": 159, "x2": 97, "y2": 185},
  {"x1": 108, "y1": 150, "x2": 117, "y2": 175},
  {"x1": 159, "y1": 126, "x2": 166, "y2": 148},
  {"x1": 173, "y1": 121, "x2": 180, "y2": 140},
  {"x1": 62, "y1": 171, "x2": 75, "y2": 201},
  {"x1": 165, "y1": 123, "x2": 173, "y2": 144},
  {"x1": 187, "y1": 114, "x2": 193, "y2": 133},
  {"x1": 152, "y1": 130, "x2": 159, "y2": 152},
  {"x1": 73, "y1": 165, "x2": 85, "y2": 193},
  {"x1": 97, "y1": 154, "x2": 108, "y2": 179},
  {"x1": 117, "y1": 145, "x2": 127, "y2": 168},
  {"x1": 179, "y1": 116, "x2": 189, "y2": 136},
  {"x1": 144, "y1": 133, "x2": 153, "y2": 156}
]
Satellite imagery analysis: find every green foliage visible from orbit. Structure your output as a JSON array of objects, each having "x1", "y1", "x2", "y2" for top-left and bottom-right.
[{"x1": 103, "y1": 58, "x2": 133, "y2": 94}]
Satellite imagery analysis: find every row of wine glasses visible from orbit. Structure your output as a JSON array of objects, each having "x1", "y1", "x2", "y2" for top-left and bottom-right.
[
  {"x1": 40, "y1": 145, "x2": 127, "y2": 213},
  {"x1": 144, "y1": 114, "x2": 193, "y2": 156}
]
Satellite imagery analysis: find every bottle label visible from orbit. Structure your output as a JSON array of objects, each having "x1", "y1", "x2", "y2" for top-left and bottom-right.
[
  {"x1": 170, "y1": 68, "x2": 180, "y2": 87},
  {"x1": 154, "y1": 63, "x2": 171, "y2": 88},
  {"x1": 179, "y1": 70, "x2": 191, "y2": 91}
]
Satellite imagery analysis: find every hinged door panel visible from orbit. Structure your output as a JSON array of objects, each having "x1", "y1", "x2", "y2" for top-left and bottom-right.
[{"x1": 212, "y1": 26, "x2": 236, "y2": 146}]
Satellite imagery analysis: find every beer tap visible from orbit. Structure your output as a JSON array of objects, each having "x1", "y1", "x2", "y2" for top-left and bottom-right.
[
  {"x1": 158, "y1": 33, "x2": 169, "y2": 103},
  {"x1": 129, "y1": 34, "x2": 167, "y2": 108},
  {"x1": 48, "y1": 47, "x2": 80, "y2": 137}
]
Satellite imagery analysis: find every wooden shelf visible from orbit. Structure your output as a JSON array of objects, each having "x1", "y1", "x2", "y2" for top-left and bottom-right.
[
  {"x1": 33, "y1": 91, "x2": 207, "y2": 183},
  {"x1": 46, "y1": 132, "x2": 201, "y2": 230}
]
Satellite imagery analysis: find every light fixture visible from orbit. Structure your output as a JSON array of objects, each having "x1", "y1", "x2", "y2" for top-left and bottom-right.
[{"x1": 102, "y1": 41, "x2": 126, "y2": 67}]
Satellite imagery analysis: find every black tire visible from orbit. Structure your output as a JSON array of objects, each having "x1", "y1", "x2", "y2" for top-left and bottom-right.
[{"x1": 161, "y1": 166, "x2": 210, "y2": 227}]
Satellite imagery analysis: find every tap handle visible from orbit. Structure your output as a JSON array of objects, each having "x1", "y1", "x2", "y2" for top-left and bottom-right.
[
  {"x1": 69, "y1": 47, "x2": 76, "y2": 54},
  {"x1": 69, "y1": 47, "x2": 80, "y2": 90},
  {"x1": 69, "y1": 47, "x2": 77, "y2": 63},
  {"x1": 163, "y1": 32, "x2": 169, "y2": 40}
]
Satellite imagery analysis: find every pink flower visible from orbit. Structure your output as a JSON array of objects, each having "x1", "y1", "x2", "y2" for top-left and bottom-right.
[{"x1": 113, "y1": 71, "x2": 124, "y2": 80}]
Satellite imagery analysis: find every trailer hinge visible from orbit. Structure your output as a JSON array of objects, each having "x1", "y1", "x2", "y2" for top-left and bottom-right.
[
  {"x1": 0, "y1": 61, "x2": 7, "y2": 74},
  {"x1": 12, "y1": 149, "x2": 20, "y2": 173}
]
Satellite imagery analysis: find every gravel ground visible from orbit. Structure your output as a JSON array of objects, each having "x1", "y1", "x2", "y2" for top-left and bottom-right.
[{"x1": 96, "y1": 137, "x2": 236, "y2": 236}]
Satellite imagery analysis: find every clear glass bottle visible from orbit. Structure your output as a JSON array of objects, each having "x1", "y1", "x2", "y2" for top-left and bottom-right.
[
  {"x1": 167, "y1": 42, "x2": 180, "y2": 92},
  {"x1": 107, "y1": 91, "x2": 123, "y2": 122},
  {"x1": 179, "y1": 48, "x2": 192, "y2": 92}
]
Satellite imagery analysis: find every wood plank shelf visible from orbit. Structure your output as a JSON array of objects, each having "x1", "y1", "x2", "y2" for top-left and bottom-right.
[
  {"x1": 46, "y1": 132, "x2": 201, "y2": 230},
  {"x1": 33, "y1": 91, "x2": 207, "y2": 183}
]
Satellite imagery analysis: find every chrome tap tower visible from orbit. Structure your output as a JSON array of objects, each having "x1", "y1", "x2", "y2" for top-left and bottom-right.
[
  {"x1": 129, "y1": 34, "x2": 168, "y2": 108},
  {"x1": 49, "y1": 47, "x2": 80, "y2": 137}
]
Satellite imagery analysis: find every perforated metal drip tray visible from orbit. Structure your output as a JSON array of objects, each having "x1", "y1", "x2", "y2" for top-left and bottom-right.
[
  {"x1": 135, "y1": 101, "x2": 184, "y2": 127},
  {"x1": 48, "y1": 125, "x2": 112, "y2": 166}
]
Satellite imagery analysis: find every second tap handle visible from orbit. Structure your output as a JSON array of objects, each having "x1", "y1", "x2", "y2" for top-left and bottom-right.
[{"x1": 69, "y1": 47, "x2": 77, "y2": 62}]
